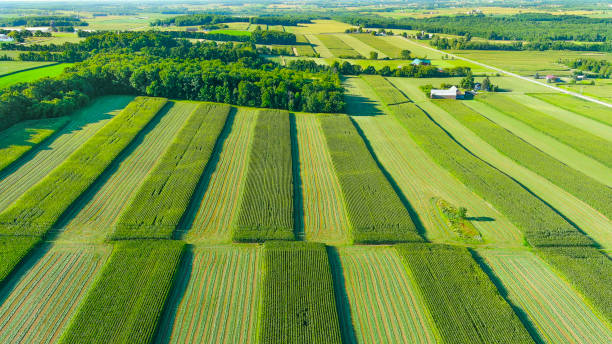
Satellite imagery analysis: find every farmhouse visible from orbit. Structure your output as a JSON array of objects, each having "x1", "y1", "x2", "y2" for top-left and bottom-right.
[
  {"x1": 430, "y1": 86, "x2": 463, "y2": 99},
  {"x1": 411, "y1": 58, "x2": 431, "y2": 66},
  {"x1": 546, "y1": 75, "x2": 559, "y2": 82},
  {"x1": 0, "y1": 34, "x2": 14, "y2": 42}
]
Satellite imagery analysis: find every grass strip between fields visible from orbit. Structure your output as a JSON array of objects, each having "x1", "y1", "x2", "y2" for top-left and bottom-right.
[
  {"x1": 0, "y1": 116, "x2": 70, "y2": 173},
  {"x1": 320, "y1": 113, "x2": 422, "y2": 243},
  {"x1": 112, "y1": 103, "x2": 230, "y2": 240},
  {"x1": 59, "y1": 240, "x2": 185, "y2": 344},
  {"x1": 233, "y1": 109, "x2": 294, "y2": 242},
  {"x1": 0, "y1": 97, "x2": 167, "y2": 237},
  {"x1": 259, "y1": 241, "x2": 342, "y2": 344},
  {"x1": 396, "y1": 244, "x2": 535, "y2": 344}
]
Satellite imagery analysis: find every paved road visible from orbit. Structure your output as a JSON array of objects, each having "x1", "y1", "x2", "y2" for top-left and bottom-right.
[{"x1": 405, "y1": 38, "x2": 612, "y2": 108}]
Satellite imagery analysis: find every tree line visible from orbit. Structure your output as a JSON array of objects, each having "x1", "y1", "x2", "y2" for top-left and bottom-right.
[
  {"x1": 151, "y1": 14, "x2": 312, "y2": 27},
  {"x1": 0, "y1": 15, "x2": 87, "y2": 28},
  {"x1": 430, "y1": 36, "x2": 612, "y2": 52},
  {"x1": 561, "y1": 58, "x2": 611, "y2": 78}
]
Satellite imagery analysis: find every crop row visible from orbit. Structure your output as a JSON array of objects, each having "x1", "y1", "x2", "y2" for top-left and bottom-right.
[
  {"x1": 234, "y1": 109, "x2": 294, "y2": 242},
  {"x1": 360, "y1": 74, "x2": 409, "y2": 105},
  {"x1": 0, "y1": 116, "x2": 70, "y2": 174},
  {"x1": 320, "y1": 113, "x2": 422, "y2": 243},
  {"x1": 529, "y1": 93, "x2": 612, "y2": 127},
  {"x1": 477, "y1": 94, "x2": 612, "y2": 167},
  {"x1": 435, "y1": 99, "x2": 612, "y2": 220},
  {"x1": 260, "y1": 241, "x2": 342, "y2": 344},
  {"x1": 351, "y1": 34, "x2": 403, "y2": 58},
  {"x1": 60, "y1": 240, "x2": 185, "y2": 344},
  {"x1": 0, "y1": 96, "x2": 167, "y2": 237},
  {"x1": 112, "y1": 103, "x2": 230, "y2": 240},
  {"x1": 395, "y1": 244, "x2": 534, "y2": 344},
  {"x1": 316, "y1": 34, "x2": 360, "y2": 57},
  {"x1": 388, "y1": 101, "x2": 590, "y2": 247},
  {"x1": 0, "y1": 236, "x2": 40, "y2": 283}
]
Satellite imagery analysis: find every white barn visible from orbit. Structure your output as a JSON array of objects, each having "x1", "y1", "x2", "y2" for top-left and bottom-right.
[{"x1": 430, "y1": 86, "x2": 463, "y2": 99}]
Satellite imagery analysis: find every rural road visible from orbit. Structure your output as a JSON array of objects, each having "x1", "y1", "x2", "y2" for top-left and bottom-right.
[{"x1": 404, "y1": 38, "x2": 612, "y2": 108}]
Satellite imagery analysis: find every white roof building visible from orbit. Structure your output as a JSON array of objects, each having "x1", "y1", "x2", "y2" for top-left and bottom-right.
[
  {"x1": 0, "y1": 34, "x2": 14, "y2": 42},
  {"x1": 430, "y1": 86, "x2": 463, "y2": 99}
]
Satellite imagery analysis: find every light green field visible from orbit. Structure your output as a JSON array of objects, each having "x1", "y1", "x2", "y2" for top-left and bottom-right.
[
  {"x1": 25, "y1": 32, "x2": 84, "y2": 46},
  {"x1": 0, "y1": 116, "x2": 70, "y2": 173},
  {"x1": 293, "y1": 44, "x2": 316, "y2": 57},
  {"x1": 86, "y1": 13, "x2": 173, "y2": 31},
  {"x1": 156, "y1": 245, "x2": 262, "y2": 344},
  {"x1": 0, "y1": 61, "x2": 55, "y2": 76},
  {"x1": 453, "y1": 50, "x2": 612, "y2": 76},
  {"x1": 480, "y1": 250, "x2": 612, "y2": 343},
  {"x1": 294, "y1": 113, "x2": 350, "y2": 244},
  {"x1": 183, "y1": 108, "x2": 258, "y2": 243},
  {"x1": 333, "y1": 246, "x2": 439, "y2": 343},
  {"x1": 316, "y1": 34, "x2": 360, "y2": 58},
  {"x1": 464, "y1": 100, "x2": 612, "y2": 188},
  {"x1": 55, "y1": 102, "x2": 195, "y2": 243},
  {"x1": 284, "y1": 20, "x2": 353, "y2": 35},
  {"x1": 334, "y1": 34, "x2": 387, "y2": 59},
  {"x1": 350, "y1": 34, "x2": 403, "y2": 58},
  {"x1": 416, "y1": 98, "x2": 612, "y2": 249},
  {"x1": 303, "y1": 34, "x2": 333, "y2": 58},
  {"x1": 0, "y1": 244, "x2": 110, "y2": 344},
  {"x1": 530, "y1": 93, "x2": 612, "y2": 126},
  {"x1": 209, "y1": 29, "x2": 251, "y2": 36},
  {"x1": 0, "y1": 63, "x2": 73, "y2": 89},
  {"x1": 0, "y1": 96, "x2": 133, "y2": 213},
  {"x1": 347, "y1": 77, "x2": 524, "y2": 246},
  {"x1": 224, "y1": 22, "x2": 250, "y2": 30},
  {"x1": 559, "y1": 79, "x2": 612, "y2": 103}
]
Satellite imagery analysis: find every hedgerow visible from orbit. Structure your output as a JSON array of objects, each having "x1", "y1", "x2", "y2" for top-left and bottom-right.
[
  {"x1": 0, "y1": 97, "x2": 167, "y2": 237},
  {"x1": 112, "y1": 103, "x2": 230, "y2": 240},
  {"x1": 388, "y1": 102, "x2": 591, "y2": 247},
  {"x1": 60, "y1": 240, "x2": 185, "y2": 344},
  {"x1": 233, "y1": 109, "x2": 294, "y2": 242},
  {"x1": 260, "y1": 241, "x2": 342, "y2": 344},
  {"x1": 396, "y1": 244, "x2": 534, "y2": 344},
  {"x1": 320, "y1": 113, "x2": 421, "y2": 243}
]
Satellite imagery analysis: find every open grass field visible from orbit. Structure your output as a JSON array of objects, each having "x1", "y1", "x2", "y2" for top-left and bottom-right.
[
  {"x1": 55, "y1": 102, "x2": 196, "y2": 243},
  {"x1": 0, "y1": 96, "x2": 132, "y2": 213},
  {"x1": 559, "y1": 79, "x2": 612, "y2": 103},
  {"x1": 0, "y1": 63, "x2": 73, "y2": 89},
  {"x1": 0, "y1": 117, "x2": 70, "y2": 174},
  {"x1": 477, "y1": 94, "x2": 612, "y2": 168},
  {"x1": 332, "y1": 246, "x2": 439, "y2": 343},
  {"x1": 464, "y1": 100, "x2": 612, "y2": 187},
  {"x1": 112, "y1": 103, "x2": 230, "y2": 240},
  {"x1": 334, "y1": 34, "x2": 387, "y2": 59},
  {"x1": 431, "y1": 99, "x2": 612, "y2": 249},
  {"x1": 0, "y1": 61, "x2": 55, "y2": 76},
  {"x1": 529, "y1": 93, "x2": 612, "y2": 126},
  {"x1": 350, "y1": 34, "x2": 403, "y2": 58},
  {"x1": 259, "y1": 242, "x2": 342, "y2": 344},
  {"x1": 345, "y1": 77, "x2": 524, "y2": 246},
  {"x1": 156, "y1": 245, "x2": 262, "y2": 344},
  {"x1": 284, "y1": 20, "x2": 353, "y2": 35},
  {"x1": 315, "y1": 34, "x2": 361, "y2": 58},
  {"x1": 294, "y1": 113, "x2": 350, "y2": 244},
  {"x1": 0, "y1": 244, "x2": 110, "y2": 344},
  {"x1": 303, "y1": 34, "x2": 333, "y2": 58},
  {"x1": 479, "y1": 249, "x2": 612, "y2": 343},
  {"x1": 182, "y1": 108, "x2": 258, "y2": 243},
  {"x1": 60, "y1": 241, "x2": 184, "y2": 344},
  {"x1": 396, "y1": 244, "x2": 534, "y2": 344}
]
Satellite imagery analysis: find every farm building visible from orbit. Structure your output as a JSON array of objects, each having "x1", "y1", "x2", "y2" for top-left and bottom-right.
[
  {"x1": 546, "y1": 75, "x2": 559, "y2": 82},
  {"x1": 411, "y1": 58, "x2": 431, "y2": 66},
  {"x1": 0, "y1": 34, "x2": 14, "y2": 42},
  {"x1": 431, "y1": 86, "x2": 463, "y2": 99}
]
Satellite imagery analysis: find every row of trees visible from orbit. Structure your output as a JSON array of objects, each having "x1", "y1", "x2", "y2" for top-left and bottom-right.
[
  {"x1": 0, "y1": 29, "x2": 51, "y2": 43},
  {"x1": 151, "y1": 14, "x2": 312, "y2": 27},
  {"x1": 430, "y1": 36, "x2": 612, "y2": 52},
  {"x1": 338, "y1": 13, "x2": 611, "y2": 43},
  {"x1": 0, "y1": 15, "x2": 88, "y2": 28},
  {"x1": 561, "y1": 58, "x2": 611, "y2": 78}
]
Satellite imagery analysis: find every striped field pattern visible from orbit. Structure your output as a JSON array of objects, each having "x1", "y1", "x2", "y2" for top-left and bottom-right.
[
  {"x1": 57, "y1": 102, "x2": 196, "y2": 243},
  {"x1": 333, "y1": 246, "x2": 438, "y2": 344},
  {"x1": 0, "y1": 245, "x2": 110, "y2": 344},
  {"x1": 480, "y1": 249, "x2": 612, "y2": 343},
  {"x1": 156, "y1": 245, "x2": 262, "y2": 344},
  {"x1": 350, "y1": 34, "x2": 403, "y2": 58},
  {"x1": 0, "y1": 96, "x2": 133, "y2": 213},
  {"x1": 183, "y1": 108, "x2": 258, "y2": 243},
  {"x1": 295, "y1": 113, "x2": 350, "y2": 244}
]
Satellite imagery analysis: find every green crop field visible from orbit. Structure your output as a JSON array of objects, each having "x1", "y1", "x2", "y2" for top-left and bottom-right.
[
  {"x1": 156, "y1": 245, "x2": 262, "y2": 344},
  {"x1": 0, "y1": 61, "x2": 54, "y2": 76},
  {"x1": 112, "y1": 103, "x2": 230, "y2": 240},
  {"x1": 183, "y1": 108, "x2": 258, "y2": 243},
  {"x1": 315, "y1": 34, "x2": 361, "y2": 58},
  {"x1": 0, "y1": 245, "x2": 110, "y2": 344},
  {"x1": 234, "y1": 109, "x2": 294, "y2": 242},
  {"x1": 333, "y1": 246, "x2": 439, "y2": 343},
  {"x1": 0, "y1": 237, "x2": 40, "y2": 284},
  {"x1": 0, "y1": 116, "x2": 70, "y2": 173},
  {"x1": 334, "y1": 34, "x2": 387, "y2": 59},
  {"x1": 259, "y1": 242, "x2": 342, "y2": 344},
  {"x1": 360, "y1": 74, "x2": 409, "y2": 105},
  {"x1": 294, "y1": 113, "x2": 350, "y2": 244},
  {"x1": 0, "y1": 63, "x2": 73, "y2": 89},
  {"x1": 350, "y1": 34, "x2": 404, "y2": 58},
  {"x1": 0, "y1": 96, "x2": 133, "y2": 213},
  {"x1": 57, "y1": 102, "x2": 196, "y2": 243},
  {"x1": 480, "y1": 249, "x2": 612, "y2": 343},
  {"x1": 303, "y1": 34, "x2": 333, "y2": 58},
  {"x1": 530, "y1": 93, "x2": 612, "y2": 127}
]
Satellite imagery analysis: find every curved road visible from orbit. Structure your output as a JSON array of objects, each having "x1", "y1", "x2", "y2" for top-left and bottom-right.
[{"x1": 405, "y1": 38, "x2": 612, "y2": 108}]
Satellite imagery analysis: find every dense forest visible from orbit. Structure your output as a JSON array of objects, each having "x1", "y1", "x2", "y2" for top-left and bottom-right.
[
  {"x1": 0, "y1": 32, "x2": 344, "y2": 130},
  {"x1": 338, "y1": 13, "x2": 611, "y2": 43},
  {"x1": 0, "y1": 15, "x2": 87, "y2": 27}
]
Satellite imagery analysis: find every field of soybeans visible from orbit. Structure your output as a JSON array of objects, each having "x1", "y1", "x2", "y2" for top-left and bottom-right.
[{"x1": 0, "y1": 18, "x2": 611, "y2": 344}]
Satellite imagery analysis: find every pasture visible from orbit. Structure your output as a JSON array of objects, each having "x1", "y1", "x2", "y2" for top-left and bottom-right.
[
  {"x1": 315, "y1": 34, "x2": 361, "y2": 58},
  {"x1": 0, "y1": 61, "x2": 55, "y2": 76},
  {"x1": 0, "y1": 63, "x2": 72, "y2": 89}
]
